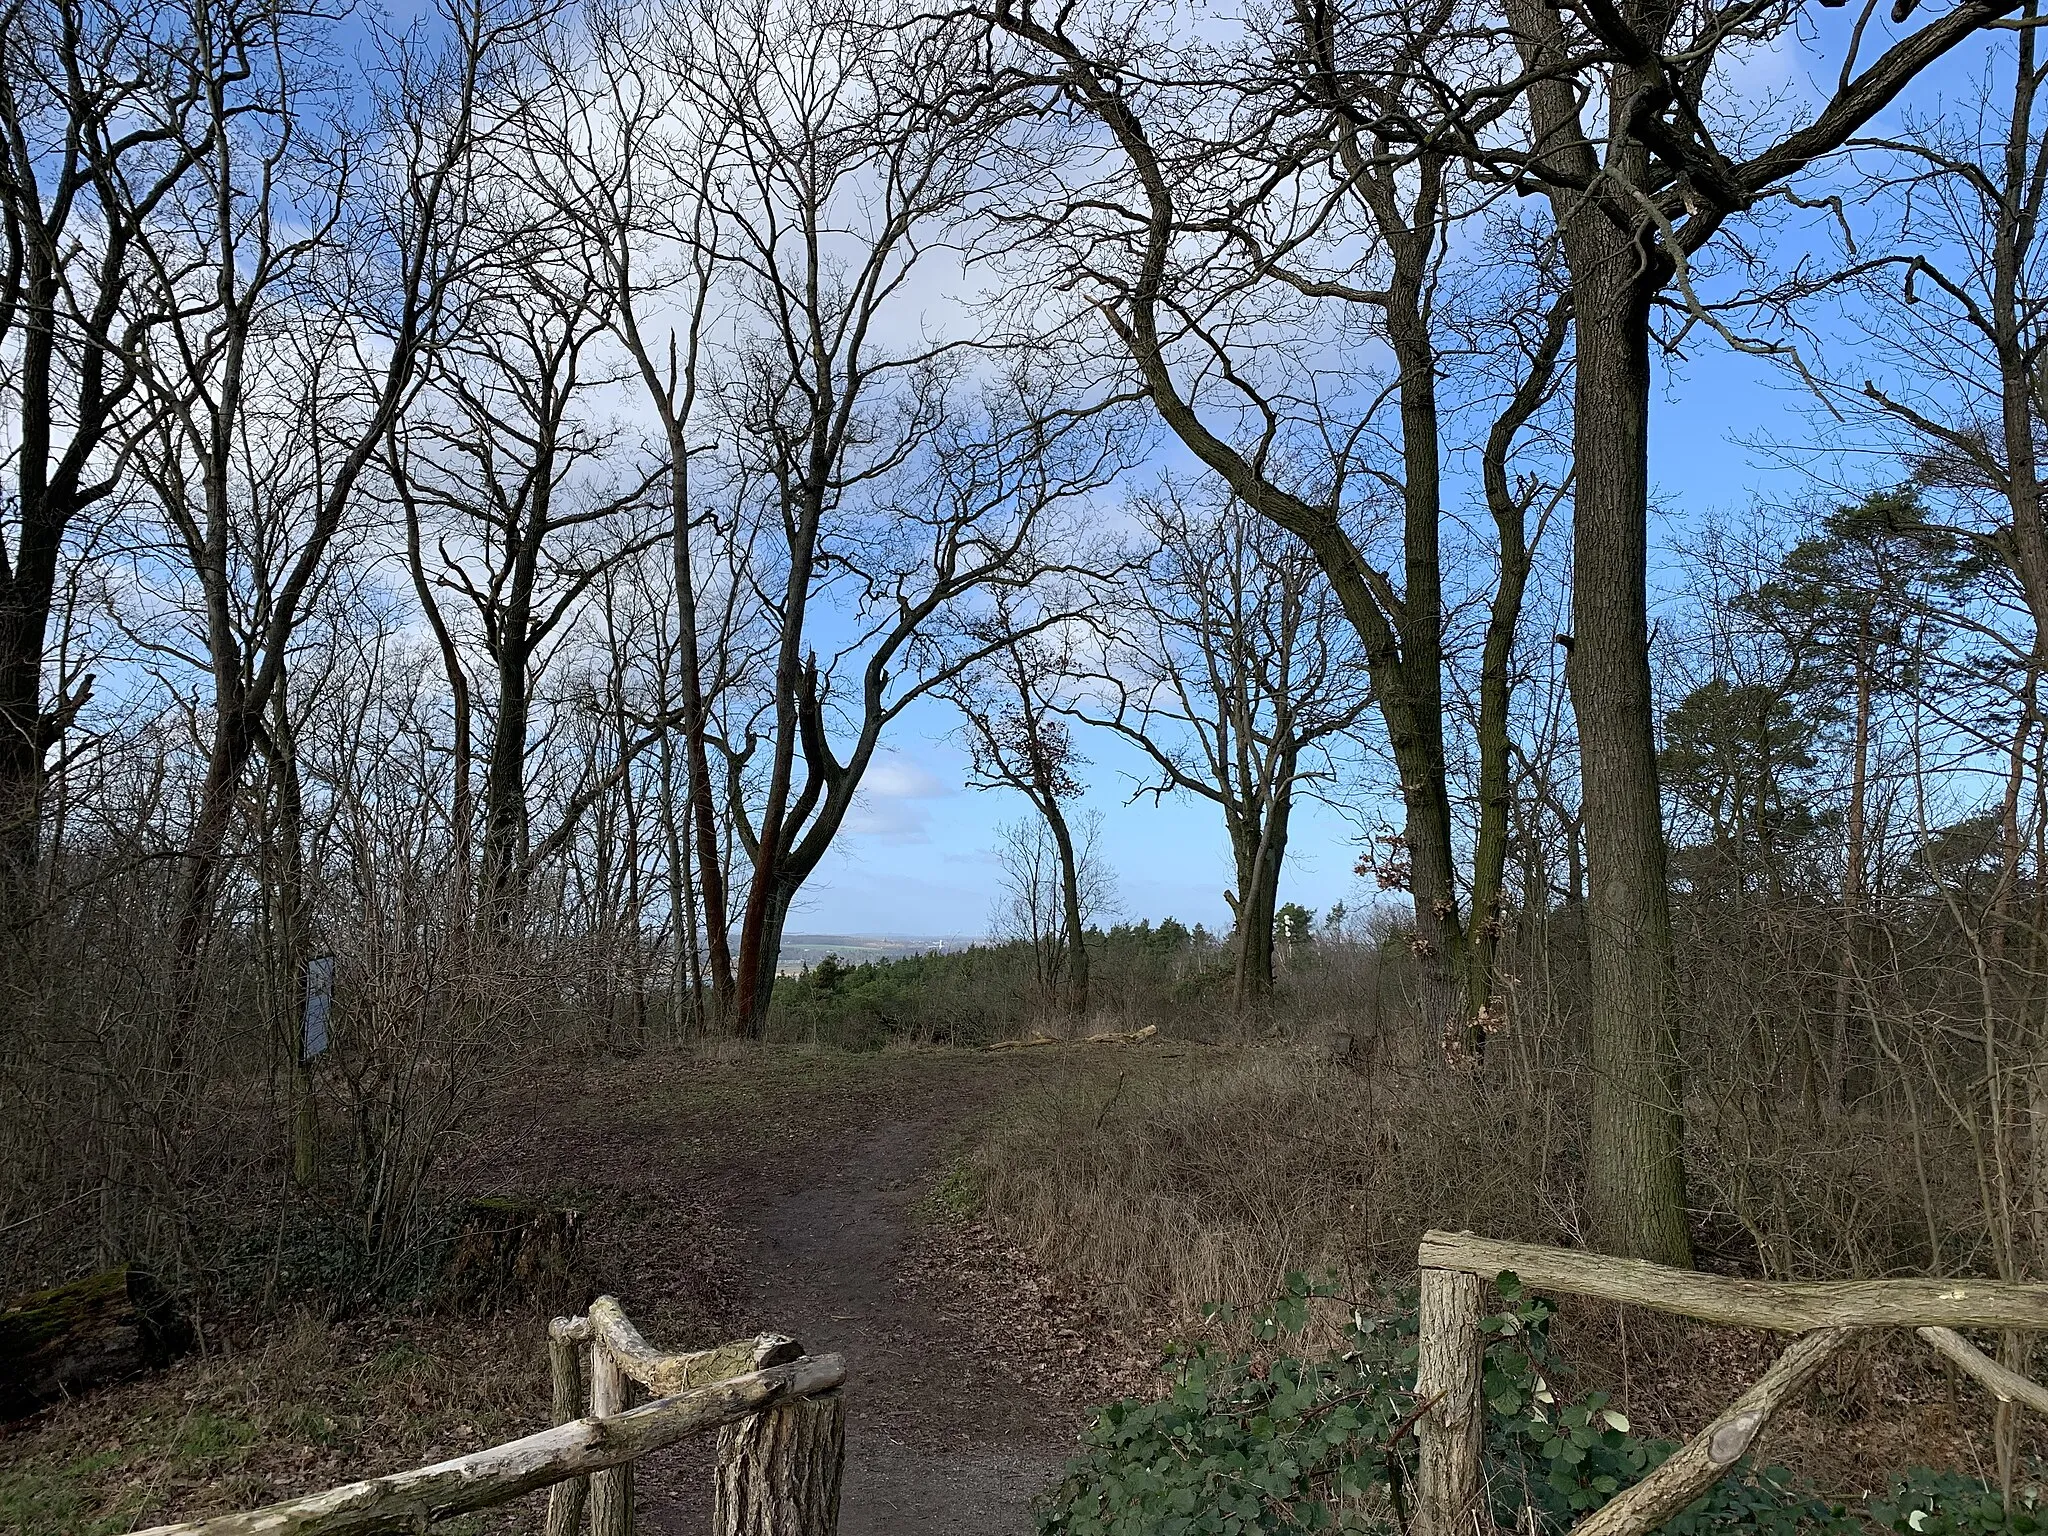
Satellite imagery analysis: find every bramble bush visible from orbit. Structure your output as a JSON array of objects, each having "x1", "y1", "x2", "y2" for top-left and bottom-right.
[{"x1": 1037, "y1": 1273, "x2": 2016, "y2": 1536}]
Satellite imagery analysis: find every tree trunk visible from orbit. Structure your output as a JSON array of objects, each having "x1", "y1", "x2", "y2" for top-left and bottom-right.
[
  {"x1": 658, "y1": 722, "x2": 703, "y2": 1036},
  {"x1": 1384, "y1": 241, "x2": 1471, "y2": 1053},
  {"x1": 1232, "y1": 790, "x2": 1292, "y2": 1009},
  {"x1": 740, "y1": 880, "x2": 796, "y2": 1036},
  {"x1": 1830, "y1": 627, "x2": 1873, "y2": 1109},
  {"x1": 0, "y1": 262, "x2": 88, "y2": 933},
  {"x1": 264, "y1": 681, "x2": 317, "y2": 1188},
  {"x1": 481, "y1": 631, "x2": 533, "y2": 937},
  {"x1": 0, "y1": 600, "x2": 45, "y2": 921},
  {"x1": 170, "y1": 702, "x2": 262, "y2": 1040},
  {"x1": 714, "y1": 1392, "x2": 845, "y2": 1536},
  {"x1": 1044, "y1": 795, "x2": 1090, "y2": 1016},
  {"x1": 1473, "y1": 295, "x2": 1570, "y2": 1040},
  {"x1": 1566, "y1": 282, "x2": 1691, "y2": 1267},
  {"x1": 677, "y1": 541, "x2": 736, "y2": 1022}
]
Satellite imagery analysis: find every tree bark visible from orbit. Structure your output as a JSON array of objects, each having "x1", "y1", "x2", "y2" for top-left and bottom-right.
[
  {"x1": 263, "y1": 680, "x2": 317, "y2": 1188},
  {"x1": 1565, "y1": 283, "x2": 1692, "y2": 1267},
  {"x1": 714, "y1": 1390, "x2": 845, "y2": 1536},
  {"x1": 1231, "y1": 786, "x2": 1292, "y2": 1008},
  {"x1": 1044, "y1": 795, "x2": 1091, "y2": 1016},
  {"x1": 1414, "y1": 1267, "x2": 1484, "y2": 1536},
  {"x1": 740, "y1": 879, "x2": 797, "y2": 1035},
  {"x1": 589, "y1": 1343, "x2": 633, "y2": 1536}
]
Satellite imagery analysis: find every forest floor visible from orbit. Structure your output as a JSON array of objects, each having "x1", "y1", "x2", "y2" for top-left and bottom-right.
[
  {"x1": 463, "y1": 1043, "x2": 1152, "y2": 1535},
  {"x1": 3, "y1": 1036, "x2": 2000, "y2": 1534},
  {"x1": 0, "y1": 1044, "x2": 1153, "y2": 1536}
]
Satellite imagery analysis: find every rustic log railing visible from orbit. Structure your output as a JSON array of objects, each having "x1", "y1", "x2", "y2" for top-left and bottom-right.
[
  {"x1": 1411, "y1": 1231, "x2": 2048, "y2": 1536},
  {"x1": 127, "y1": 1297, "x2": 846, "y2": 1536}
]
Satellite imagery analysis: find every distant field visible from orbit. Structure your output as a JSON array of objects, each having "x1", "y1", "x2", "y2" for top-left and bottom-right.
[{"x1": 775, "y1": 933, "x2": 976, "y2": 973}]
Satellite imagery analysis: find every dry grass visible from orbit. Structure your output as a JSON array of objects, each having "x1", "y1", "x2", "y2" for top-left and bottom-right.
[
  {"x1": 966, "y1": 1044, "x2": 1563, "y2": 1329},
  {"x1": 961, "y1": 1041, "x2": 2022, "y2": 1497}
]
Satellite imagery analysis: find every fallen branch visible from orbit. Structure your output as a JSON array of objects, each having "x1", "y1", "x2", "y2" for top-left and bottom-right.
[{"x1": 986, "y1": 1024, "x2": 1158, "y2": 1051}]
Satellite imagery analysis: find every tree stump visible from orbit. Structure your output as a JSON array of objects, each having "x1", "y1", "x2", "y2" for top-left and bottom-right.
[
  {"x1": 0, "y1": 1265, "x2": 194, "y2": 1419},
  {"x1": 442, "y1": 1198, "x2": 582, "y2": 1308},
  {"x1": 714, "y1": 1390, "x2": 845, "y2": 1536}
]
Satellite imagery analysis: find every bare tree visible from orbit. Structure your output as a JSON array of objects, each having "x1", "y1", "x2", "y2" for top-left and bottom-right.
[
  {"x1": 120, "y1": 0, "x2": 541, "y2": 1032},
  {"x1": 949, "y1": 611, "x2": 1096, "y2": 1014},
  {"x1": 982, "y1": 0, "x2": 1571, "y2": 1051},
  {"x1": 1079, "y1": 483, "x2": 1373, "y2": 1010},
  {"x1": 688, "y1": 0, "x2": 1133, "y2": 1033},
  {"x1": 1490, "y1": 0, "x2": 2017, "y2": 1264},
  {"x1": 0, "y1": 0, "x2": 262, "y2": 923},
  {"x1": 525, "y1": 0, "x2": 746, "y2": 1022},
  {"x1": 386, "y1": 243, "x2": 659, "y2": 934},
  {"x1": 989, "y1": 810, "x2": 1114, "y2": 1006}
]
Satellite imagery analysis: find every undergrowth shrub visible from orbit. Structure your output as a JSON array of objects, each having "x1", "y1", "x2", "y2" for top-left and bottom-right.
[{"x1": 1037, "y1": 1271, "x2": 1998, "y2": 1536}]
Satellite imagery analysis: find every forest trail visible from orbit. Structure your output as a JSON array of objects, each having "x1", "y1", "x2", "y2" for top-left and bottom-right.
[
  {"x1": 654, "y1": 1112, "x2": 1068, "y2": 1534},
  {"x1": 473, "y1": 1049, "x2": 1116, "y2": 1536}
]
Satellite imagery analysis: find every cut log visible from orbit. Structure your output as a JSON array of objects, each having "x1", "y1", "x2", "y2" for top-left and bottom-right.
[
  {"x1": 714, "y1": 1388, "x2": 845, "y2": 1535},
  {"x1": 590, "y1": 1336, "x2": 633, "y2": 1536},
  {"x1": 544, "y1": 1318, "x2": 589, "y2": 1536},
  {"x1": 442, "y1": 1198, "x2": 582, "y2": 1307},
  {"x1": 0, "y1": 1264, "x2": 194, "y2": 1419}
]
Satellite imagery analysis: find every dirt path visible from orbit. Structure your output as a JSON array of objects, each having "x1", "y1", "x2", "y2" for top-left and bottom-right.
[
  {"x1": 485, "y1": 1048, "x2": 1108, "y2": 1536},
  {"x1": 646, "y1": 1113, "x2": 1068, "y2": 1534}
]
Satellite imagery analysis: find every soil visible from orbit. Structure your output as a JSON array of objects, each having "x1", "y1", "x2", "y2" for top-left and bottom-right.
[{"x1": 458, "y1": 1045, "x2": 1142, "y2": 1536}]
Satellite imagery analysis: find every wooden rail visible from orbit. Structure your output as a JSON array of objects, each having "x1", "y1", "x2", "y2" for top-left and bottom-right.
[
  {"x1": 1412, "y1": 1230, "x2": 2048, "y2": 1536},
  {"x1": 130, "y1": 1298, "x2": 845, "y2": 1536},
  {"x1": 1419, "y1": 1232, "x2": 2048, "y2": 1331}
]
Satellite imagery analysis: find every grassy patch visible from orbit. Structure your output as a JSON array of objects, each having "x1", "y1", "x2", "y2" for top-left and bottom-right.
[
  {"x1": 0, "y1": 1310, "x2": 549, "y2": 1533},
  {"x1": 0, "y1": 1448, "x2": 142, "y2": 1536},
  {"x1": 920, "y1": 1159, "x2": 983, "y2": 1222}
]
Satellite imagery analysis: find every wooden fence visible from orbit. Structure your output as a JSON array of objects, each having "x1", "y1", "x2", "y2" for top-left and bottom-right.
[
  {"x1": 127, "y1": 1296, "x2": 846, "y2": 1536},
  {"x1": 1412, "y1": 1231, "x2": 2048, "y2": 1536}
]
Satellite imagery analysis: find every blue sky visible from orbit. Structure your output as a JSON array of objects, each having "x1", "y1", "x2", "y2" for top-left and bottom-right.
[
  {"x1": 788, "y1": 1, "x2": 1942, "y2": 940},
  {"x1": 790, "y1": 339, "x2": 1809, "y2": 939},
  {"x1": 786, "y1": 10, "x2": 2009, "y2": 939}
]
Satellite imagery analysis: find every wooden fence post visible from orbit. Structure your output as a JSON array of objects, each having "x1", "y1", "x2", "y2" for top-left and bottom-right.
[
  {"x1": 1415, "y1": 1266, "x2": 1484, "y2": 1536},
  {"x1": 713, "y1": 1387, "x2": 845, "y2": 1536},
  {"x1": 590, "y1": 1339, "x2": 634, "y2": 1536},
  {"x1": 544, "y1": 1320, "x2": 588, "y2": 1536}
]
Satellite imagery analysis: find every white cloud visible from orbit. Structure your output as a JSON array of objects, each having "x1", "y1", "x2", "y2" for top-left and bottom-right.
[
  {"x1": 843, "y1": 750, "x2": 953, "y2": 844},
  {"x1": 860, "y1": 755, "x2": 949, "y2": 801}
]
